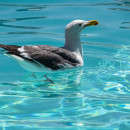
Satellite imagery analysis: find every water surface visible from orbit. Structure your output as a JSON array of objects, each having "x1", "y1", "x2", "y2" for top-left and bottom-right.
[{"x1": 0, "y1": 0, "x2": 130, "y2": 129}]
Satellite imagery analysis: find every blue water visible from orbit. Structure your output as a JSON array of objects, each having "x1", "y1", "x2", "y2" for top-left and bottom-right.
[{"x1": 0, "y1": 0, "x2": 130, "y2": 129}]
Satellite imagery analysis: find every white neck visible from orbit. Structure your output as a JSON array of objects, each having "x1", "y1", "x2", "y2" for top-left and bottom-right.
[{"x1": 63, "y1": 31, "x2": 83, "y2": 57}]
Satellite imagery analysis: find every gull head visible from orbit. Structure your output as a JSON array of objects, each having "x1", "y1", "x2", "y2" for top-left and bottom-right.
[
  {"x1": 65, "y1": 20, "x2": 99, "y2": 34},
  {"x1": 64, "y1": 20, "x2": 99, "y2": 57}
]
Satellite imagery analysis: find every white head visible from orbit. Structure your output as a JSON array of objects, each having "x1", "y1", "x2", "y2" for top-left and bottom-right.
[
  {"x1": 64, "y1": 20, "x2": 99, "y2": 65},
  {"x1": 65, "y1": 20, "x2": 99, "y2": 35},
  {"x1": 64, "y1": 20, "x2": 99, "y2": 50}
]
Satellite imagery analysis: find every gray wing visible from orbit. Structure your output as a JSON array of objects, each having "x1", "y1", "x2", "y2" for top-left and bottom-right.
[
  {"x1": 17, "y1": 45, "x2": 80, "y2": 70},
  {"x1": 0, "y1": 44, "x2": 80, "y2": 70}
]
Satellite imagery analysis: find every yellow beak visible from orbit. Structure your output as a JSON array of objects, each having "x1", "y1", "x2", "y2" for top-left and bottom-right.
[{"x1": 85, "y1": 20, "x2": 99, "y2": 26}]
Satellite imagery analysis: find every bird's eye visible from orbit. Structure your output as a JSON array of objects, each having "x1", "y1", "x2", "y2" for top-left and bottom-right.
[{"x1": 78, "y1": 23, "x2": 82, "y2": 26}]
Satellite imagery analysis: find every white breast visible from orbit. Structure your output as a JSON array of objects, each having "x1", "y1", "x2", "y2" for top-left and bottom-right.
[{"x1": 72, "y1": 52, "x2": 83, "y2": 66}]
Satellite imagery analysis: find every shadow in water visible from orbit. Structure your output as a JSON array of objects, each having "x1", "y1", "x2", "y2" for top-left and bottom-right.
[{"x1": 0, "y1": 67, "x2": 84, "y2": 98}]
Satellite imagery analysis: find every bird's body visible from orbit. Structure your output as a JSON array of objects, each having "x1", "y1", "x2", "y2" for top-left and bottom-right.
[
  {"x1": 2, "y1": 44, "x2": 81, "y2": 72},
  {"x1": 0, "y1": 20, "x2": 99, "y2": 72}
]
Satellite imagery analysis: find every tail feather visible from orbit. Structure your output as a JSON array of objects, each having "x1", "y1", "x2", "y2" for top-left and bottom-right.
[{"x1": 0, "y1": 44, "x2": 21, "y2": 55}]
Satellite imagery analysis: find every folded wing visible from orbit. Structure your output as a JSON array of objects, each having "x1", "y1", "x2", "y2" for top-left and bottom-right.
[{"x1": 0, "y1": 44, "x2": 80, "y2": 70}]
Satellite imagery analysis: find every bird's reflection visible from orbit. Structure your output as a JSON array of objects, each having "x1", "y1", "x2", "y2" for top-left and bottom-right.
[
  {"x1": 3, "y1": 68, "x2": 85, "y2": 122},
  {"x1": 21, "y1": 67, "x2": 84, "y2": 92}
]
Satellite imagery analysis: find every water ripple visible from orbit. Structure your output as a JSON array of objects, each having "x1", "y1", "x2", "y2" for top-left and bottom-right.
[
  {"x1": 0, "y1": 2, "x2": 129, "y2": 8},
  {"x1": 16, "y1": 7, "x2": 47, "y2": 12},
  {"x1": 0, "y1": 16, "x2": 46, "y2": 23},
  {"x1": 0, "y1": 0, "x2": 130, "y2": 129},
  {"x1": 108, "y1": 7, "x2": 130, "y2": 11},
  {"x1": 1, "y1": 24, "x2": 42, "y2": 30}
]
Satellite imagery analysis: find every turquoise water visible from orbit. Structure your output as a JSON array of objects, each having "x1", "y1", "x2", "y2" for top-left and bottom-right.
[{"x1": 0, "y1": 0, "x2": 130, "y2": 129}]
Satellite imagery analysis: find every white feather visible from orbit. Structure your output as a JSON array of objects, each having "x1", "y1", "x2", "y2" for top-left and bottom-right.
[
  {"x1": 20, "y1": 52, "x2": 30, "y2": 59},
  {"x1": 33, "y1": 46, "x2": 39, "y2": 49},
  {"x1": 6, "y1": 53, "x2": 49, "y2": 72},
  {"x1": 18, "y1": 46, "x2": 24, "y2": 52}
]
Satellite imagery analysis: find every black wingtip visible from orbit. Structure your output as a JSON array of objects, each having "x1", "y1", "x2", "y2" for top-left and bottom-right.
[
  {"x1": 0, "y1": 44, "x2": 21, "y2": 55},
  {"x1": 0, "y1": 44, "x2": 6, "y2": 49}
]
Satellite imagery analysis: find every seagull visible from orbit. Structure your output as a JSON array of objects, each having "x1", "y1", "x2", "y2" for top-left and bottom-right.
[{"x1": 0, "y1": 20, "x2": 99, "y2": 73}]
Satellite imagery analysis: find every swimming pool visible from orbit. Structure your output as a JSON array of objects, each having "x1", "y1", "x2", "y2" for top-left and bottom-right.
[{"x1": 0, "y1": 0, "x2": 130, "y2": 129}]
